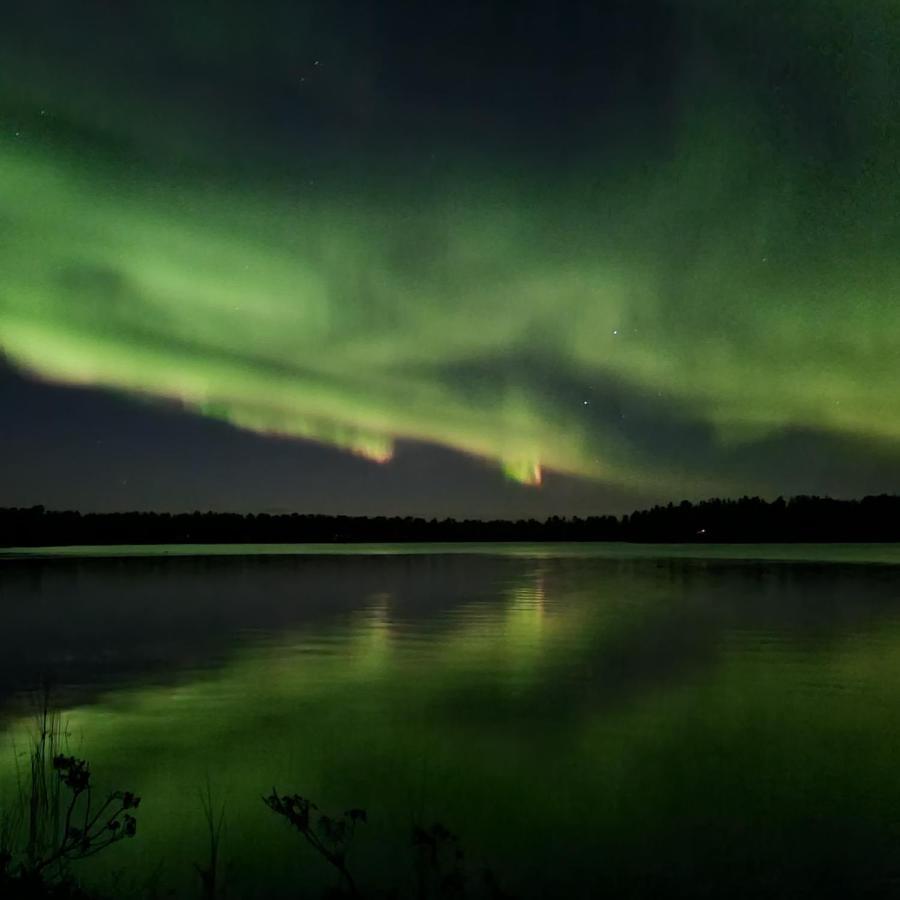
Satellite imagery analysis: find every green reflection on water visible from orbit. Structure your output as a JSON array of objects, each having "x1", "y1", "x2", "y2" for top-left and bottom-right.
[{"x1": 3, "y1": 553, "x2": 900, "y2": 898}]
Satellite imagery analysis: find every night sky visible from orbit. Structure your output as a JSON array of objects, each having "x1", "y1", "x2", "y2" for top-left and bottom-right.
[{"x1": 2, "y1": 1, "x2": 900, "y2": 516}]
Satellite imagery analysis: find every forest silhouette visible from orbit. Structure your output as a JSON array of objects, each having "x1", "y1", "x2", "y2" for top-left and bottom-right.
[{"x1": 4, "y1": 495, "x2": 900, "y2": 546}]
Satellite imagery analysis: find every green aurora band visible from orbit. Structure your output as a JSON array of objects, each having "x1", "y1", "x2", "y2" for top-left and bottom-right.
[{"x1": 2, "y1": 1, "x2": 900, "y2": 492}]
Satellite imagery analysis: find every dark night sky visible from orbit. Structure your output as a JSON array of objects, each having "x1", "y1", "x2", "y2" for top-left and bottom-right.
[{"x1": 2, "y1": 1, "x2": 900, "y2": 515}]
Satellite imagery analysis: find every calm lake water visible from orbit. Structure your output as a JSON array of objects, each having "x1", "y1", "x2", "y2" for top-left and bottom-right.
[{"x1": 3, "y1": 544, "x2": 900, "y2": 898}]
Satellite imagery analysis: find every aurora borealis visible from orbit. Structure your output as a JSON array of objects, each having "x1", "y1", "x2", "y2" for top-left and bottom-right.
[{"x1": 3, "y1": 1, "x2": 900, "y2": 514}]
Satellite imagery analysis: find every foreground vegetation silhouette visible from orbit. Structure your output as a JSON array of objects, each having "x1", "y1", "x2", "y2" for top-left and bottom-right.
[
  {"x1": 2, "y1": 701, "x2": 510, "y2": 899},
  {"x1": 265, "y1": 791, "x2": 367, "y2": 897},
  {"x1": 6, "y1": 494, "x2": 900, "y2": 546},
  {"x1": 5, "y1": 699, "x2": 899, "y2": 899},
  {"x1": 263, "y1": 791, "x2": 509, "y2": 900},
  {"x1": 0, "y1": 705, "x2": 140, "y2": 898}
]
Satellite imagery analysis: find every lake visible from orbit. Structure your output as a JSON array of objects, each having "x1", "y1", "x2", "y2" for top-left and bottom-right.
[{"x1": 3, "y1": 544, "x2": 900, "y2": 898}]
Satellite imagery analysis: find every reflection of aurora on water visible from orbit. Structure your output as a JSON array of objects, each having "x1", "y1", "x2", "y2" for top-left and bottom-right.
[{"x1": 5, "y1": 551, "x2": 900, "y2": 897}]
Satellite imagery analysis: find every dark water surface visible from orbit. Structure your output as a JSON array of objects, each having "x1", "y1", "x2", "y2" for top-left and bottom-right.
[{"x1": 3, "y1": 544, "x2": 900, "y2": 898}]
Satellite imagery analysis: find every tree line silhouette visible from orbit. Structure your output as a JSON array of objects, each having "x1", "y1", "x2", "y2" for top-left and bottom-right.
[{"x1": 3, "y1": 495, "x2": 900, "y2": 546}]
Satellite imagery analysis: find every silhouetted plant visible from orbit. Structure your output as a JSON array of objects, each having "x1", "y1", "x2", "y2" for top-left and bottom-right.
[
  {"x1": 412, "y1": 823, "x2": 465, "y2": 899},
  {"x1": 27, "y1": 755, "x2": 139, "y2": 875},
  {"x1": 264, "y1": 790, "x2": 366, "y2": 897},
  {"x1": 1, "y1": 696, "x2": 141, "y2": 897},
  {"x1": 480, "y1": 867, "x2": 513, "y2": 900},
  {"x1": 194, "y1": 780, "x2": 226, "y2": 900},
  {"x1": 21, "y1": 699, "x2": 67, "y2": 871},
  {"x1": 1, "y1": 809, "x2": 18, "y2": 876}
]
